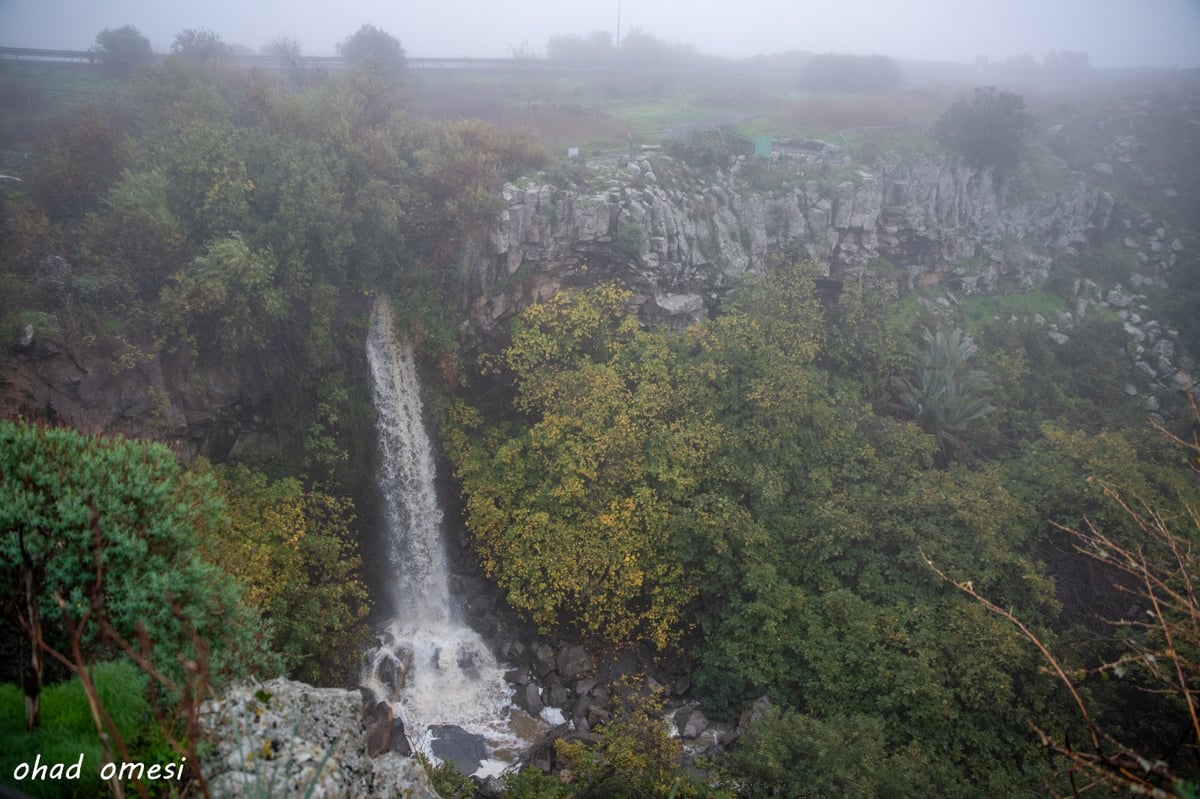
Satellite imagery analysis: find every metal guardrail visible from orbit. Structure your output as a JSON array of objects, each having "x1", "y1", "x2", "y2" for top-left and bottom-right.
[
  {"x1": 0, "y1": 46, "x2": 99, "y2": 62},
  {"x1": 0, "y1": 47, "x2": 588, "y2": 69},
  {"x1": 0, "y1": 46, "x2": 818, "y2": 76}
]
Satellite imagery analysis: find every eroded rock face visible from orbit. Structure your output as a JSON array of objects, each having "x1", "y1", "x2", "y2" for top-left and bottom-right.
[
  {"x1": 201, "y1": 678, "x2": 437, "y2": 799},
  {"x1": 0, "y1": 323, "x2": 276, "y2": 460},
  {"x1": 1, "y1": 268, "x2": 369, "y2": 457},
  {"x1": 467, "y1": 151, "x2": 1110, "y2": 330}
]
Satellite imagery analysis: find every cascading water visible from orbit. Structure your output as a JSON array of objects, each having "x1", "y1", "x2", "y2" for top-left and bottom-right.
[{"x1": 361, "y1": 296, "x2": 532, "y2": 775}]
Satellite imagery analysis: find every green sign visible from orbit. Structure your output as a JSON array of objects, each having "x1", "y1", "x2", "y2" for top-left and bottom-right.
[{"x1": 754, "y1": 135, "x2": 773, "y2": 157}]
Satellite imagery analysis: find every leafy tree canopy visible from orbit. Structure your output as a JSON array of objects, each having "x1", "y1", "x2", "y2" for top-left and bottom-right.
[
  {"x1": 169, "y1": 28, "x2": 231, "y2": 62},
  {"x1": 198, "y1": 462, "x2": 370, "y2": 684},
  {"x1": 449, "y1": 283, "x2": 712, "y2": 649},
  {"x1": 338, "y1": 24, "x2": 406, "y2": 75},
  {"x1": 0, "y1": 421, "x2": 279, "y2": 683},
  {"x1": 91, "y1": 25, "x2": 153, "y2": 77},
  {"x1": 935, "y1": 86, "x2": 1034, "y2": 178}
]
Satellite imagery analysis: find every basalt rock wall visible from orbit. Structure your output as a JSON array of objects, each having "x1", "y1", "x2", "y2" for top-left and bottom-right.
[{"x1": 467, "y1": 149, "x2": 1112, "y2": 330}]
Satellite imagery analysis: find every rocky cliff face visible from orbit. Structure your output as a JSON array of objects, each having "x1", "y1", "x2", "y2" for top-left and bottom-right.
[
  {"x1": 467, "y1": 147, "x2": 1113, "y2": 330},
  {"x1": 3, "y1": 327, "x2": 280, "y2": 461}
]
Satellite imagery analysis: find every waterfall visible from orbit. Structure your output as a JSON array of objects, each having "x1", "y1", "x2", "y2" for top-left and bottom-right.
[{"x1": 361, "y1": 296, "x2": 529, "y2": 775}]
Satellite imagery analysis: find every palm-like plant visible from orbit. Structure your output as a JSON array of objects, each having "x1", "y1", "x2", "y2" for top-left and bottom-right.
[{"x1": 893, "y1": 327, "x2": 995, "y2": 464}]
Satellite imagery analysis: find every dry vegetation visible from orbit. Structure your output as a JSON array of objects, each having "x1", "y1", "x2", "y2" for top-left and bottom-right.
[{"x1": 403, "y1": 66, "x2": 959, "y2": 153}]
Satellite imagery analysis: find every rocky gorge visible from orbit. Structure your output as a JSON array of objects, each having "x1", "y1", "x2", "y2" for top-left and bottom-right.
[
  {"x1": 7, "y1": 132, "x2": 1195, "y2": 456},
  {"x1": 5, "y1": 113, "x2": 1198, "y2": 795}
]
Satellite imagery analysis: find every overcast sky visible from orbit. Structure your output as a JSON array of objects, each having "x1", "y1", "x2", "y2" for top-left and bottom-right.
[{"x1": 1, "y1": 0, "x2": 1198, "y2": 68}]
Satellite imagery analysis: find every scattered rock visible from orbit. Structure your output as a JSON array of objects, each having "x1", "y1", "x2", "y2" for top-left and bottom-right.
[
  {"x1": 34, "y1": 255, "x2": 71, "y2": 290},
  {"x1": 15, "y1": 323, "x2": 34, "y2": 352}
]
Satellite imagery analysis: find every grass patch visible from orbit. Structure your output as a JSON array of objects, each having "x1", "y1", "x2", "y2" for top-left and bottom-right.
[
  {"x1": 1073, "y1": 239, "x2": 1139, "y2": 287},
  {"x1": 0, "y1": 660, "x2": 176, "y2": 799},
  {"x1": 1, "y1": 308, "x2": 58, "y2": 344},
  {"x1": 403, "y1": 66, "x2": 955, "y2": 155},
  {"x1": 959, "y1": 289, "x2": 1068, "y2": 333},
  {"x1": 894, "y1": 285, "x2": 1074, "y2": 336}
]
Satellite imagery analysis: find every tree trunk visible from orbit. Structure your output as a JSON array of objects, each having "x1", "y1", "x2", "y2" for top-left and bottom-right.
[{"x1": 20, "y1": 529, "x2": 42, "y2": 730}]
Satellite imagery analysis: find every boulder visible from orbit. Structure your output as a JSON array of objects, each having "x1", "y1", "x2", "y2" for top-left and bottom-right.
[
  {"x1": 515, "y1": 683, "x2": 543, "y2": 717},
  {"x1": 429, "y1": 724, "x2": 488, "y2": 777},
  {"x1": 369, "y1": 754, "x2": 434, "y2": 799},
  {"x1": 505, "y1": 667, "x2": 531, "y2": 686},
  {"x1": 532, "y1": 642, "x2": 557, "y2": 678},
  {"x1": 556, "y1": 645, "x2": 594, "y2": 681},
  {"x1": 543, "y1": 673, "x2": 570, "y2": 708},
  {"x1": 676, "y1": 707, "x2": 709, "y2": 739},
  {"x1": 15, "y1": 323, "x2": 34, "y2": 352},
  {"x1": 201, "y1": 678, "x2": 437, "y2": 798},
  {"x1": 365, "y1": 701, "x2": 394, "y2": 757}
]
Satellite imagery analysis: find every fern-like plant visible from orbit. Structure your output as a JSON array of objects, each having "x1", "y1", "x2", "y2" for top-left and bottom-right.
[{"x1": 892, "y1": 327, "x2": 994, "y2": 464}]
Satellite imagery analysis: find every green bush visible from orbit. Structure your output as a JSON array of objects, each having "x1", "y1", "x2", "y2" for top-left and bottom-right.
[
  {"x1": 723, "y1": 708, "x2": 908, "y2": 798},
  {"x1": 504, "y1": 767, "x2": 574, "y2": 798},
  {"x1": 91, "y1": 25, "x2": 152, "y2": 77},
  {"x1": 0, "y1": 420, "x2": 280, "y2": 684},
  {"x1": 416, "y1": 753, "x2": 476, "y2": 798},
  {"x1": 615, "y1": 223, "x2": 646, "y2": 257},
  {"x1": 337, "y1": 24, "x2": 406, "y2": 75},
  {"x1": 935, "y1": 87, "x2": 1033, "y2": 181}
]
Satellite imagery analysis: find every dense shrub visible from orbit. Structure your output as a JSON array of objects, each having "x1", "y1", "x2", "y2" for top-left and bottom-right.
[
  {"x1": 90, "y1": 26, "x2": 153, "y2": 77},
  {"x1": 0, "y1": 421, "x2": 279, "y2": 683},
  {"x1": 935, "y1": 86, "x2": 1034, "y2": 179},
  {"x1": 337, "y1": 24, "x2": 406, "y2": 75}
]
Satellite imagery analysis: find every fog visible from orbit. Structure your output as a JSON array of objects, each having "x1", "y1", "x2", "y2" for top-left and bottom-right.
[{"x1": 1, "y1": 0, "x2": 1198, "y2": 68}]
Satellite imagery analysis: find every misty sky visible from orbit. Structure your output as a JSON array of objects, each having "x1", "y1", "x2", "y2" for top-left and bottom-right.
[{"x1": 1, "y1": 0, "x2": 1198, "y2": 68}]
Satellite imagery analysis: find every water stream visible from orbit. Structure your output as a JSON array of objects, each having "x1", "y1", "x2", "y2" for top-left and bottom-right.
[{"x1": 360, "y1": 296, "x2": 532, "y2": 776}]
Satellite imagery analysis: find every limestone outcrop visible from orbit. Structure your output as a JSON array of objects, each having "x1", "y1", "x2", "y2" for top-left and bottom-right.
[{"x1": 201, "y1": 679, "x2": 438, "y2": 799}]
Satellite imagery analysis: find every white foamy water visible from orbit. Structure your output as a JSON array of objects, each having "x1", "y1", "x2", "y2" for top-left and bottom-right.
[{"x1": 362, "y1": 296, "x2": 535, "y2": 773}]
